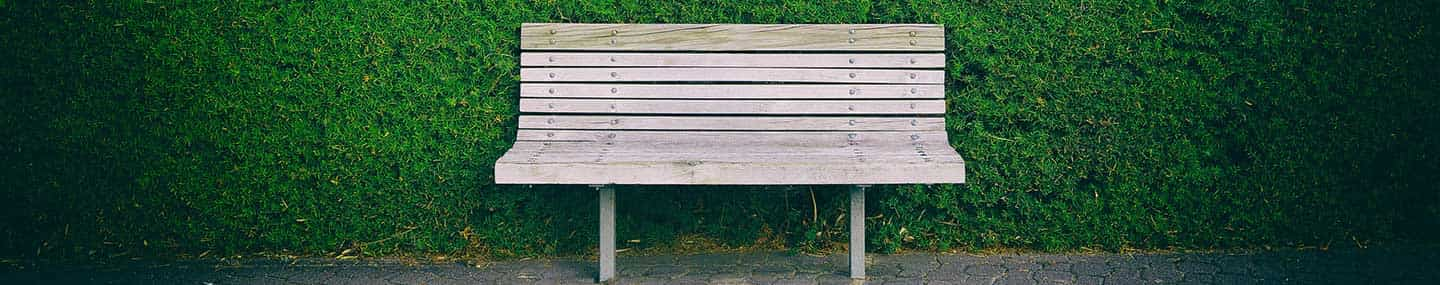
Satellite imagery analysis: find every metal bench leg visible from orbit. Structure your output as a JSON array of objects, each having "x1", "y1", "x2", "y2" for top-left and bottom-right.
[
  {"x1": 595, "y1": 185, "x2": 616, "y2": 283},
  {"x1": 850, "y1": 185, "x2": 868, "y2": 279}
]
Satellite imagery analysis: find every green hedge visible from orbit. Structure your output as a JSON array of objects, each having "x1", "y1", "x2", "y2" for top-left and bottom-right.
[{"x1": 3, "y1": 0, "x2": 1437, "y2": 259}]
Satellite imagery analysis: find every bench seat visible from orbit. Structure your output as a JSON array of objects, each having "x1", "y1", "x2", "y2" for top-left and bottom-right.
[{"x1": 496, "y1": 132, "x2": 965, "y2": 185}]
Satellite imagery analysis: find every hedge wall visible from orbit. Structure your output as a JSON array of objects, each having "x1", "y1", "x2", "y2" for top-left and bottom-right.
[{"x1": 2, "y1": 0, "x2": 1437, "y2": 259}]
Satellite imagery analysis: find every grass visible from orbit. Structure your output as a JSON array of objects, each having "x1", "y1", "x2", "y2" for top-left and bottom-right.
[{"x1": 1, "y1": 0, "x2": 1437, "y2": 261}]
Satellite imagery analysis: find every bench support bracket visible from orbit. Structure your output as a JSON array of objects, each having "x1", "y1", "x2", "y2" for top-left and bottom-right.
[
  {"x1": 850, "y1": 185, "x2": 869, "y2": 279},
  {"x1": 594, "y1": 185, "x2": 616, "y2": 283}
]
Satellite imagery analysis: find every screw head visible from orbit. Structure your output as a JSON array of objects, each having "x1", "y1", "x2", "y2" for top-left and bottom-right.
[
  {"x1": 547, "y1": 132, "x2": 554, "y2": 137},
  {"x1": 848, "y1": 120, "x2": 856, "y2": 126},
  {"x1": 610, "y1": 88, "x2": 618, "y2": 93},
  {"x1": 610, "y1": 119, "x2": 619, "y2": 125},
  {"x1": 910, "y1": 88, "x2": 918, "y2": 94},
  {"x1": 848, "y1": 105, "x2": 855, "y2": 111},
  {"x1": 547, "y1": 118, "x2": 555, "y2": 124},
  {"x1": 909, "y1": 103, "x2": 916, "y2": 109},
  {"x1": 548, "y1": 73, "x2": 556, "y2": 78},
  {"x1": 849, "y1": 73, "x2": 857, "y2": 78},
  {"x1": 848, "y1": 58, "x2": 855, "y2": 64},
  {"x1": 609, "y1": 39, "x2": 616, "y2": 45},
  {"x1": 849, "y1": 89, "x2": 857, "y2": 95},
  {"x1": 548, "y1": 88, "x2": 555, "y2": 94},
  {"x1": 848, "y1": 133, "x2": 858, "y2": 139},
  {"x1": 909, "y1": 73, "x2": 917, "y2": 79},
  {"x1": 848, "y1": 38, "x2": 856, "y2": 43},
  {"x1": 610, "y1": 72, "x2": 618, "y2": 78},
  {"x1": 609, "y1": 57, "x2": 616, "y2": 62},
  {"x1": 611, "y1": 30, "x2": 618, "y2": 35},
  {"x1": 849, "y1": 29, "x2": 856, "y2": 34},
  {"x1": 547, "y1": 103, "x2": 555, "y2": 109},
  {"x1": 910, "y1": 58, "x2": 917, "y2": 64},
  {"x1": 910, "y1": 40, "x2": 917, "y2": 46},
  {"x1": 607, "y1": 133, "x2": 616, "y2": 138},
  {"x1": 550, "y1": 29, "x2": 557, "y2": 34},
  {"x1": 910, "y1": 120, "x2": 918, "y2": 126},
  {"x1": 548, "y1": 56, "x2": 555, "y2": 62},
  {"x1": 909, "y1": 31, "x2": 916, "y2": 37},
  {"x1": 911, "y1": 134, "x2": 920, "y2": 140},
  {"x1": 609, "y1": 104, "x2": 616, "y2": 110}
]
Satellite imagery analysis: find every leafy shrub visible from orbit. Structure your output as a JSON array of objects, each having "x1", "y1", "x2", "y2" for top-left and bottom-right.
[{"x1": 2, "y1": 0, "x2": 1436, "y2": 259}]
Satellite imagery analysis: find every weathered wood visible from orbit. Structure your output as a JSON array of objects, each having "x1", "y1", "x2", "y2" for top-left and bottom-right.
[
  {"x1": 520, "y1": 53, "x2": 945, "y2": 68},
  {"x1": 514, "y1": 130, "x2": 950, "y2": 144},
  {"x1": 494, "y1": 159, "x2": 965, "y2": 185},
  {"x1": 520, "y1": 99, "x2": 945, "y2": 115},
  {"x1": 597, "y1": 186, "x2": 616, "y2": 282},
  {"x1": 521, "y1": 24, "x2": 944, "y2": 51},
  {"x1": 519, "y1": 116, "x2": 945, "y2": 131},
  {"x1": 520, "y1": 68, "x2": 943, "y2": 83},
  {"x1": 850, "y1": 186, "x2": 867, "y2": 279},
  {"x1": 503, "y1": 140, "x2": 957, "y2": 156},
  {"x1": 521, "y1": 84, "x2": 944, "y2": 99}
]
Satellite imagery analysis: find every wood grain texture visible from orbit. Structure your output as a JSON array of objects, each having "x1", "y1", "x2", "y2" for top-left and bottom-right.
[
  {"x1": 502, "y1": 141, "x2": 959, "y2": 157},
  {"x1": 521, "y1": 23, "x2": 944, "y2": 51},
  {"x1": 514, "y1": 130, "x2": 950, "y2": 145},
  {"x1": 519, "y1": 116, "x2": 945, "y2": 131},
  {"x1": 521, "y1": 84, "x2": 944, "y2": 99},
  {"x1": 520, "y1": 53, "x2": 945, "y2": 68},
  {"x1": 494, "y1": 160, "x2": 965, "y2": 185},
  {"x1": 520, "y1": 68, "x2": 943, "y2": 83},
  {"x1": 519, "y1": 99, "x2": 945, "y2": 115}
]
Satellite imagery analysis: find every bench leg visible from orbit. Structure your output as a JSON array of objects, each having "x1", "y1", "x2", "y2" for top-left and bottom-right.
[
  {"x1": 595, "y1": 185, "x2": 616, "y2": 283},
  {"x1": 850, "y1": 185, "x2": 868, "y2": 279}
]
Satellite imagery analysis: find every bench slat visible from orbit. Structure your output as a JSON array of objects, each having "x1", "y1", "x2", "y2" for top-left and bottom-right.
[
  {"x1": 515, "y1": 130, "x2": 949, "y2": 144},
  {"x1": 495, "y1": 161, "x2": 965, "y2": 185},
  {"x1": 520, "y1": 99, "x2": 944, "y2": 115},
  {"x1": 504, "y1": 142, "x2": 957, "y2": 157},
  {"x1": 521, "y1": 24, "x2": 944, "y2": 51},
  {"x1": 519, "y1": 116, "x2": 945, "y2": 131},
  {"x1": 520, "y1": 68, "x2": 943, "y2": 83},
  {"x1": 521, "y1": 84, "x2": 943, "y2": 99},
  {"x1": 520, "y1": 53, "x2": 945, "y2": 68}
]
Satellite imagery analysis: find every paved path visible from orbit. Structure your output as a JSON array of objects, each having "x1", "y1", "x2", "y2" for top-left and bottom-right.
[{"x1": 3, "y1": 247, "x2": 1436, "y2": 284}]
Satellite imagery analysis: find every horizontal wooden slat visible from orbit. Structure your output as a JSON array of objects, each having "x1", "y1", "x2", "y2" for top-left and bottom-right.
[
  {"x1": 520, "y1": 53, "x2": 946, "y2": 68},
  {"x1": 514, "y1": 130, "x2": 950, "y2": 145},
  {"x1": 503, "y1": 141, "x2": 957, "y2": 158},
  {"x1": 520, "y1": 99, "x2": 944, "y2": 115},
  {"x1": 495, "y1": 159, "x2": 964, "y2": 185},
  {"x1": 521, "y1": 84, "x2": 943, "y2": 99},
  {"x1": 521, "y1": 23, "x2": 944, "y2": 51},
  {"x1": 519, "y1": 116, "x2": 945, "y2": 131},
  {"x1": 520, "y1": 68, "x2": 943, "y2": 83}
]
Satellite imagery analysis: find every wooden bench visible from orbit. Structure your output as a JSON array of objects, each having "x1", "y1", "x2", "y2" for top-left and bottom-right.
[{"x1": 496, "y1": 23, "x2": 965, "y2": 282}]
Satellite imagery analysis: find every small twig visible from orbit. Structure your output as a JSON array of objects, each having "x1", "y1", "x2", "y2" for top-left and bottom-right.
[
  {"x1": 983, "y1": 133, "x2": 1015, "y2": 142},
  {"x1": 1140, "y1": 28, "x2": 1177, "y2": 34},
  {"x1": 808, "y1": 188, "x2": 818, "y2": 224}
]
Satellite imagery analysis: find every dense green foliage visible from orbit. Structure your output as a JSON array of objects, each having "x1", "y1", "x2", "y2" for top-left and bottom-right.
[{"x1": 2, "y1": 0, "x2": 1437, "y2": 260}]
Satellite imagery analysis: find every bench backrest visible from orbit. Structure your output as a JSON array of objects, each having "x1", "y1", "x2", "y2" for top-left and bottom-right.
[{"x1": 517, "y1": 24, "x2": 945, "y2": 142}]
